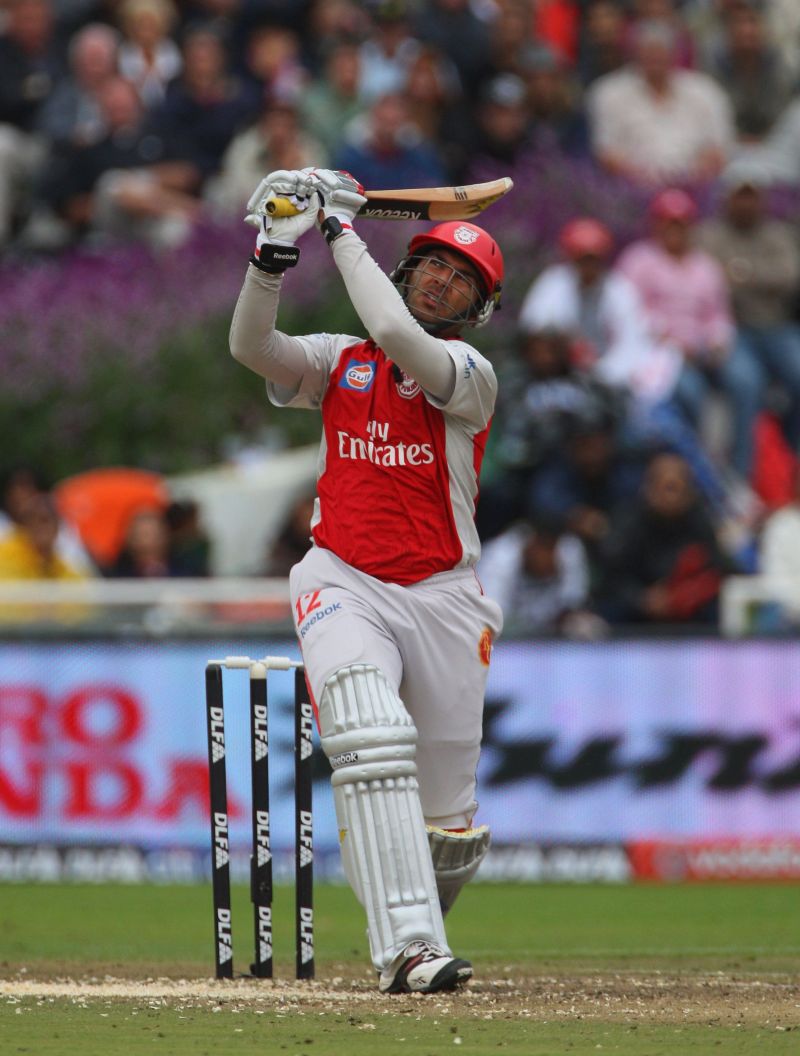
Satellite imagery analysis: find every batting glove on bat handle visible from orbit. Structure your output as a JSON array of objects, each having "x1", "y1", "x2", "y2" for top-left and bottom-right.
[
  {"x1": 265, "y1": 196, "x2": 304, "y2": 218},
  {"x1": 245, "y1": 168, "x2": 316, "y2": 220},
  {"x1": 267, "y1": 169, "x2": 366, "y2": 220},
  {"x1": 313, "y1": 169, "x2": 367, "y2": 223},
  {"x1": 249, "y1": 202, "x2": 318, "y2": 273}
]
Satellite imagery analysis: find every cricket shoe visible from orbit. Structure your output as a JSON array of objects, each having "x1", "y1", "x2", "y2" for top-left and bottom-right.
[{"x1": 379, "y1": 941, "x2": 473, "y2": 994}]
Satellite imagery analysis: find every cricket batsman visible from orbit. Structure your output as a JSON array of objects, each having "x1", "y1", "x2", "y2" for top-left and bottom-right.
[{"x1": 229, "y1": 167, "x2": 504, "y2": 994}]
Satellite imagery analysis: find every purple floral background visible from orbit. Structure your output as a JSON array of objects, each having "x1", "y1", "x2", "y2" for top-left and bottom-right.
[{"x1": 2, "y1": 152, "x2": 798, "y2": 479}]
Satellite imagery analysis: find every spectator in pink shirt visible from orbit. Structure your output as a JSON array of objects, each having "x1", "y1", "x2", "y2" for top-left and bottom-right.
[{"x1": 616, "y1": 188, "x2": 762, "y2": 479}]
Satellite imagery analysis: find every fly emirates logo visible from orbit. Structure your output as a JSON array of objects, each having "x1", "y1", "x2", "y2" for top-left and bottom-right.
[{"x1": 337, "y1": 419, "x2": 434, "y2": 467}]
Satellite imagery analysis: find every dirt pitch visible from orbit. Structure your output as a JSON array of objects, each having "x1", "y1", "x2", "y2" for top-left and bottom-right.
[{"x1": 2, "y1": 971, "x2": 798, "y2": 1030}]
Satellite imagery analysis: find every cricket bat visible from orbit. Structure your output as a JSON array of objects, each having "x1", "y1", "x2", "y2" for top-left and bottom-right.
[{"x1": 265, "y1": 177, "x2": 514, "y2": 222}]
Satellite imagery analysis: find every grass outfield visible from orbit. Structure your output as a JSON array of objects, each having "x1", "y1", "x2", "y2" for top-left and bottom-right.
[{"x1": 1, "y1": 882, "x2": 799, "y2": 1054}]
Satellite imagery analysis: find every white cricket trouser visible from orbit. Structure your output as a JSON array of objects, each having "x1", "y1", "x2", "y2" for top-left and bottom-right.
[{"x1": 290, "y1": 546, "x2": 503, "y2": 827}]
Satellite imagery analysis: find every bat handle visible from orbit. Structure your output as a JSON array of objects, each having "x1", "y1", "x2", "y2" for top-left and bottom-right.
[{"x1": 265, "y1": 196, "x2": 299, "y2": 218}]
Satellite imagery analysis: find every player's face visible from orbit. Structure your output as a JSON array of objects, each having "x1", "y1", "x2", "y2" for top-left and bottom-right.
[{"x1": 404, "y1": 248, "x2": 484, "y2": 328}]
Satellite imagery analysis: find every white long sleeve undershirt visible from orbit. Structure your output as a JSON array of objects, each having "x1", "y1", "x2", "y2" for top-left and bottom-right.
[
  {"x1": 330, "y1": 232, "x2": 456, "y2": 401},
  {"x1": 228, "y1": 231, "x2": 458, "y2": 402}
]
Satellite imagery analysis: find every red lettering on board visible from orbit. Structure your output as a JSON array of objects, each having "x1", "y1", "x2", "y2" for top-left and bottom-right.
[
  {"x1": 59, "y1": 686, "x2": 142, "y2": 748},
  {"x1": 63, "y1": 760, "x2": 144, "y2": 819},
  {"x1": 0, "y1": 761, "x2": 43, "y2": 815},
  {"x1": 0, "y1": 686, "x2": 47, "y2": 745},
  {"x1": 155, "y1": 759, "x2": 207, "y2": 819}
]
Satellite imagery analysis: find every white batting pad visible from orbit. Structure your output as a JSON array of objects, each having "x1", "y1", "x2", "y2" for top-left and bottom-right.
[
  {"x1": 427, "y1": 825, "x2": 491, "y2": 916},
  {"x1": 320, "y1": 665, "x2": 448, "y2": 971}
]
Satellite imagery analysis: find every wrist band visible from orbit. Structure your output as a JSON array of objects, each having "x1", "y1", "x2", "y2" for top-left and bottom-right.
[
  {"x1": 320, "y1": 217, "x2": 352, "y2": 246},
  {"x1": 250, "y1": 242, "x2": 300, "y2": 273}
]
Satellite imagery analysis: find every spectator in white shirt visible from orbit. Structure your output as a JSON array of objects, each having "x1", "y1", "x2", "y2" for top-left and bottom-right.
[
  {"x1": 358, "y1": 1, "x2": 421, "y2": 102},
  {"x1": 117, "y1": 0, "x2": 182, "y2": 110},
  {"x1": 478, "y1": 514, "x2": 597, "y2": 636},
  {"x1": 587, "y1": 17, "x2": 734, "y2": 185}
]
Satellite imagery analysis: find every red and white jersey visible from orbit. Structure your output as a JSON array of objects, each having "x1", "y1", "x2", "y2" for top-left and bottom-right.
[
  {"x1": 269, "y1": 333, "x2": 495, "y2": 585},
  {"x1": 229, "y1": 232, "x2": 498, "y2": 586}
]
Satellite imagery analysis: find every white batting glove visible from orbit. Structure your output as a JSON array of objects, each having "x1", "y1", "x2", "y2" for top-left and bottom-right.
[
  {"x1": 253, "y1": 202, "x2": 318, "y2": 247},
  {"x1": 307, "y1": 169, "x2": 366, "y2": 245},
  {"x1": 244, "y1": 168, "x2": 318, "y2": 227},
  {"x1": 250, "y1": 204, "x2": 318, "y2": 272},
  {"x1": 312, "y1": 168, "x2": 367, "y2": 221},
  {"x1": 245, "y1": 169, "x2": 321, "y2": 272}
]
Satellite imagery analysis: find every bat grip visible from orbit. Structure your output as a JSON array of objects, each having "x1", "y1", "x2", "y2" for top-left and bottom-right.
[{"x1": 265, "y1": 196, "x2": 299, "y2": 218}]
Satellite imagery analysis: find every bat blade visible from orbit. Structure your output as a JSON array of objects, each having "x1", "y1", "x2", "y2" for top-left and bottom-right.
[
  {"x1": 358, "y1": 178, "x2": 514, "y2": 221},
  {"x1": 263, "y1": 178, "x2": 513, "y2": 221}
]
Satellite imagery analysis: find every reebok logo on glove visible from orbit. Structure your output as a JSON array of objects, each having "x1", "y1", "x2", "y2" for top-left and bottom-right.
[
  {"x1": 251, "y1": 242, "x2": 301, "y2": 273},
  {"x1": 257, "y1": 247, "x2": 299, "y2": 263}
]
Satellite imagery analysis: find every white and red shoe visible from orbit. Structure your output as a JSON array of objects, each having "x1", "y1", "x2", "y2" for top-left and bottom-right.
[{"x1": 379, "y1": 941, "x2": 473, "y2": 994}]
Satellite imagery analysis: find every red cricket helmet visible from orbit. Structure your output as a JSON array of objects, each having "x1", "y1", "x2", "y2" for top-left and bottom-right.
[{"x1": 404, "y1": 221, "x2": 504, "y2": 327}]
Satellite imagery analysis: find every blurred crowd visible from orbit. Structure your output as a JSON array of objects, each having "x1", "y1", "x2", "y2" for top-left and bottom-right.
[
  {"x1": 6, "y1": 0, "x2": 800, "y2": 253},
  {"x1": 5, "y1": 0, "x2": 800, "y2": 634},
  {"x1": 0, "y1": 466, "x2": 211, "y2": 577},
  {"x1": 478, "y1": 170, "x2": 800, "y2": 636}
]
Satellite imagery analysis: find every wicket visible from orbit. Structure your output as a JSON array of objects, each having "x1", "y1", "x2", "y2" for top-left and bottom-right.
[{"x1": 205, "y1": 655, "x2": 315, "y2": 981}]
